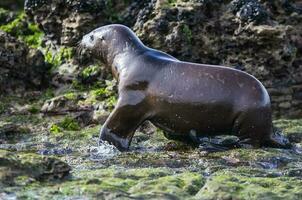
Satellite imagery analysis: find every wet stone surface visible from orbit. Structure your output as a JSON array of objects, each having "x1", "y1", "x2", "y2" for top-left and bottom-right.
[{"x1": 0, "y1": 104, "x2": 301, "y2": 199}]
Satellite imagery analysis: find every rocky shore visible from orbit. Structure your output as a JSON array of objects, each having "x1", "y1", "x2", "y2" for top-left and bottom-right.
[{"x1": 0, "y1": 0, "x2": 301, "y2": 199}]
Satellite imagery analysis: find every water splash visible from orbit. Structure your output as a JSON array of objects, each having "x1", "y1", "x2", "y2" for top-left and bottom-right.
[
  {"x1": 292, "y1": 144, "x2": 302, "y2": 155},
  {"x1": 89, "y1": 141, "x2": 120, "y2": 161},
  {"x1": 0, "y1": 193, "x2": 17, "y2": 200}
]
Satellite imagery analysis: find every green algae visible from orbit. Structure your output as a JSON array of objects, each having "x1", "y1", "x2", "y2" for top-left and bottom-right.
[
  {"x1": 64, "y1": 92, "x2": 77, "y2": 100},
  {"x1": 50, "y1": 117, "x2": 80, "y2": 136},
  {"x1": 22, "y1": 23, "x2": 44, "y2": 48},
  {"x1": 45, "y1": 47, "x2": 74, "y2": 69},
  {"x1": 182, "y1": 24, "x2": 193, "y2": 44},
  {"x1": 0, "y1": 8, "x2": 13, "y2": 25},
  {"x1": 50, "y1": 124, "x2": 62, "y2": 135},
  {"x1": 59, "y1": 117, "x2": 80, "y2": 131},
  {"x1": 195, "y1": 170, "x2": 302, "y2": 200},
  {"x1": 0, "y1": 12, "x2": 44, "y2": 48},
  {"x1": 0, "y1": 150, "x2": 70, "y2": 185},
  {"x1": 210, "y1": 148, "x2": 281, "y2": 161},
  {"x1": 81, "y1": 65, "x2": 100, "y2": 79},
  {"x1": 162, "y1": 0, "x2": 178, "y2": 8},
  {"x1": 274, "y1": 119, "x2": 302, "y2": 143},
  {"x1": 79, "y1": 86, "x2": 117, "y2": 110},
  {"x1": 130, "y1": 172, "x2": 204, "y2": 198},
  {"x1": 8, "y1": 168, "x2": 204, "y2": 199},
  {"x1": 93, "y1": 88, "x2": 111, "y2": 99},
  {"x1": 0, "y1": 12, "x2": 25, "y2": 34},
  {"x1": 50, "y1": 122, "x2": 99, "y2": 140}
]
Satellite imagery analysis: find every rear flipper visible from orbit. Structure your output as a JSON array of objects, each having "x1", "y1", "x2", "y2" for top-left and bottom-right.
[
  {"x1": 164, "y1": 131, "x2": 241, "y2": 152},
  {"x1": 261, "y1": 127, "x2": 292, "y2": 149}
]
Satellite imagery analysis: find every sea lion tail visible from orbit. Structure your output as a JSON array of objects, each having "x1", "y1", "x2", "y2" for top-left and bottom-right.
[{"x1": 262, "y1": 127, "x2": 292, "y2": 149}]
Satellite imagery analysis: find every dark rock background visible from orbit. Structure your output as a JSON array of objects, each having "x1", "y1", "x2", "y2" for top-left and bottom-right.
[
  {"x1": 20, "y1": 0, "x2": 302, "y2": 118},
  {"x1": 0, "y1": 0, "x2": 301, "y2": 128},
  {"x1": 0, "y1": 30, "x2": 48, "y2": 93}
]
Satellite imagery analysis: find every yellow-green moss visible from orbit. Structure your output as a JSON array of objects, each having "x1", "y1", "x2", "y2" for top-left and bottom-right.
[
  {"x1": 195, "y1": 170, "x2": 302, "y2": 200},
  {"x1": 45, "y1": 47, "x2": 74, "y2": 69},
  {"x1": 59, "y1": 117, "x2": 80, "y2": 131},
  {"x1": 0, "y1": 150, "x2": 70, "y2": 183},
  {"x1": 22, "y1": 23, "x2": 43, "y2": 48},
  {"x1": 64, "y1": 92, "x2": 77, "y2": 100},
  {"x1": 13, "y1": 168, "x2": 203, "y2": 199},
  {"x1": 81, "y1": 65, "x2": 100, "y2": 79},
  {"x1": 274, "y1": 119, "x2": 302, "y2": 136},
  {"x1": 162, "y1": 0, "x2": 178, "y2": 8},
  {"x1": 0, "y1": 12, "x2": 44, "y2": 48},
  {"x1": 50, "y1": 124, "x2": 62, "y2": 135},
  {"x1": 0, "y1": 8, "x2": 11, "y2": 24},
  {"x1": 130, "y1": 172, "x2": 204, "y2": 197},
  {"x1": 50, "y1": 122, "x2": 99, "y2": 139},
  {"x1": 0, "y1": 12, "x2": 25, "y2": 33}
]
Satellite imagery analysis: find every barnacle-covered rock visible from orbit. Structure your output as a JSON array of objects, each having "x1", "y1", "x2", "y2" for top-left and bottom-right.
[
  {"x1": 0, "y1": 31, "x2": 48, "y2": 93},
  {"x1": 134, "y1": 0, "x2": 302, "y2": 117},
  {"x1": 24, "y1": 0, "x2": 139, "y2": 45}
]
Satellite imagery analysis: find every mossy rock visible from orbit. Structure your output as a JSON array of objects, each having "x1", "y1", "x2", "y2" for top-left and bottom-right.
[
  {"x1": 0, "y1": 8, "x2": 15, "y2": 25},
  {"x1": 0, "y1": 150, "x2": 70, "y2": 186},
  {"x1": 0, "y1": 122, "x2": 30, "y2": 142},
  {"x1": 0, "y1": 12, "x2": 44, "y2": 48},
  {"x1": 11, "y1": 167, "x2": 204, "y2": 199},
  {"x1": 274, "y1": 119, "x2": 302, "y2": 143},
  {"x1": 195, "y1": 170, "x2": 302, "y2": 200},
  {"x1": 130, "y1": 171, "x2": 204, "y2": 198}
]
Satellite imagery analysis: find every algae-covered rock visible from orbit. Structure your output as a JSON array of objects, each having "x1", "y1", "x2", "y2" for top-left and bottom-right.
[
  {"x1": 24, "y1": 0, "x2": 137, "y2": 45},
  {"x1": 0, "y1": 122, "x2": 30, "y2": 142},
  {"x1": 0, "y1": 149, "x2": 70, "y2": 186},
  {"x1": 41, "y1": 93, "x2": 90, "y2": 114},
  {"x1": 0, "y1": 30, "x2": 48, "y2": 93},
  {"x1": 6, "y1": 167, "x2": 204, "y2": 199},
  {"x1": 274, "y1": 119, "x2": 302, "y2": 144},
  {"x1": 129, "y1": 172, "x2": 204, "y2": 199},
  {"x1": 0, "y1": 8, "x2": 15, "y2": 25},
  {"x1": 195, "y1": 170, "x2": 302, "y2": 200}
]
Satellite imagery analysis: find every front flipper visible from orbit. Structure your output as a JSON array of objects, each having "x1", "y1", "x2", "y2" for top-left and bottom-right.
[{"x1": 99, "y1": 92, "x2": 148, "y2": 151}]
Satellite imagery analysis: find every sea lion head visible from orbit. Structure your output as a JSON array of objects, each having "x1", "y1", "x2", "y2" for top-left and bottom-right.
[{"x1": 80, "y1": 24, "x2": 145, "y2": 66}]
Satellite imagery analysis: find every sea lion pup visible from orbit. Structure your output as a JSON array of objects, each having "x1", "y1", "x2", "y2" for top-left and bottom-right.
[{"x1": 79, "y1": 24, "x2": 290, "y2": 151}]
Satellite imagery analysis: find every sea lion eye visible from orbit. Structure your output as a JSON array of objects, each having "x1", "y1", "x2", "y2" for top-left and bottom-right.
[{"x1": 90, "y1": 35, "x2": 94, "y2": 41}]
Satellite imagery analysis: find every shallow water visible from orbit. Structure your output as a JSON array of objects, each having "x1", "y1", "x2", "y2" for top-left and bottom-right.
[
  {"x1": 1, "y1": 114, "x2": 302, "y2": 199},
  {"x1": 89, "y1": 141, "x2": 120, "y2": 161}
]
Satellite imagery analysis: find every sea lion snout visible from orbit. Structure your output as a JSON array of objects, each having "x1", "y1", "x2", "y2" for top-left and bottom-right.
[{"x1": 80, "y1": 32, "x2": 97, "y2": 49}]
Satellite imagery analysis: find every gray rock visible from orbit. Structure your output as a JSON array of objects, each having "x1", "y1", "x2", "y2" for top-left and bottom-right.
[{"x1": 0, "y1": 31, "x2": 48, "y2": 93}]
